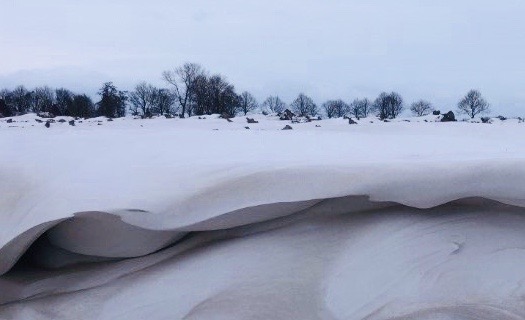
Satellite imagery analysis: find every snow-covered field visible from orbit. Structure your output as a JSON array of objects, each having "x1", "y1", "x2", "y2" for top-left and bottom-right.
[{"x1": 1, "y1": 113, "x2": 525, "y2": 319}]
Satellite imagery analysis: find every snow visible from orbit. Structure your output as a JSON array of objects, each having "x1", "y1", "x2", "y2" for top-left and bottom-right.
[{"x1": 0, "y1": 113, "x2": 525, "y2": 319}]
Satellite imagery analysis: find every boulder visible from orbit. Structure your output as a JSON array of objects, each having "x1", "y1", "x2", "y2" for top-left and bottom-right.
[
  {"x1": 6, "y1": 119, "x2": 13, "y2": 123},
  {"x1": 58, "y1": 119, "x2": 66, "y2": 123},
  {"x1": 69, "y1": 120, "x2": 75, "y2": 126},
  {"x1": 279, "y1": 109, "x2": 295, "y2": 121},
  {"x1": 433, "y1": 110, "x2": 441, "y2": 115},
  {"x1": 304, "y1": 115, "x2": 321, "y2": 122},
  {"x1": 481, "y1": 117, "x2": 492, "y2": 124},
  {"x1": 37, "y1": 112, "x2": 55, "y2": 118},
  {"x1": 282, "y1": 125, "x2": 293, "y2": 130},
  {"x1": 45, "y1": 121, "x2": 50, "y2": 128},
  {"x1": 441, "y1": 111, "x2": 456, "y2": 122},
  {"x1": 220, "y1": 112, "x2": 234, "y2": 119}
]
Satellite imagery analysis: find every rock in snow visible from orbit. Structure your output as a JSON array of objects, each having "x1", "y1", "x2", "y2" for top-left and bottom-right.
[
  {"x1": 441, "y1": 111, "x2": 456, "y2": 122},
  {"x1": 37, "y1": 112, "x2": 55, "y2": 119},
  {"x1": 0, "y1": 116, "x2": 525, "y2": 320},
  {"x1": 279, "y1": 109, "x2": 295, "y2": 121}
]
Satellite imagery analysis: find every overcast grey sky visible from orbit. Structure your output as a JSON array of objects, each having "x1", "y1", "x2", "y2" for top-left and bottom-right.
[{"x1": 1, "y1": 0, "x2": 525, "y2": 115}]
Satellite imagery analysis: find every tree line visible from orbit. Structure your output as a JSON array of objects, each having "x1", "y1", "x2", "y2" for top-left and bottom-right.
[{"x1": 0, "y1": 62, "x2": 491, "y2": 120}]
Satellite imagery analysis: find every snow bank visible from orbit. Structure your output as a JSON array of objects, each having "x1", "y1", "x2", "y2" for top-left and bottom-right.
[{"x1": 1, "y1": 116, "x2": 525, "y2": 319}]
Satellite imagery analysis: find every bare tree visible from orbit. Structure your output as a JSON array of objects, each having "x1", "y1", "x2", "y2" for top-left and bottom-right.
[
  {"x1": 458, "y1": 90, "x2": 490, "y2": 118},
  {"x1": 207, "y1": 75, "x2": 239, "y2": 117},
  {"x1": 162, "y1": 62, "x2": 204, "y2": 118},
  {"x1": 55, "y1": 88, "x2": 74, "y2": 116},
  {"x1": 153, "y1": 88, "x2": 176, "y2": 116},
  {"x1": 0, "y1": 98, "x2": 8, "y2": 117},
  {"x1": 30, "y1": 86, "x2": 55, "y2": 113},
  {"x1": 410, "y1": 100, "x2": 434, "y2": 117},
  {"x1": 0, "y1": 89, "x2": 9, "y2": 101},
  {"x1": 350, "y1": 98, "x2": 372, "y2": 119},
  {"x1": 372, "y1": 92, "x2": 404, "y2": 120},
  {"x1": 0, "y1": 89, "x2": 13, "y2": 116},
  {"x1": 0, "y1": 86, "x2": 95, "y2": 118},
  {"x1": 262, "y1": 96, "x2": 286, "y2": 114},
  {"x1": 322, "y1": 100, "x2": 349, "y2": 118},
  {"x1": 9, "y1": 86, "x2": 32, "y2": 114},
  {"x1": 192, "y1": 74, "x2": 211, "y2": 115},
  {"x1": 129, "y1": 82, "x2": 176, "y2": 117},
  {"x1": 129, "y1": 82, "x2": 155, "y2": 116},
  {"x1": 191, "y1": 74, "x2": 239, "y2": 117},
  {"x1": 238, "y1": 91, "x2": 258, "y2": 115},
  {"x1": 96, "y1": 82, "x2": 127, "y2": 118},
  {"x1": 71, "y1": 94, "x2": 95, "y2": 118},
  {"x1": 291, "y1": 93, "x2": 318, "y2": 117}
]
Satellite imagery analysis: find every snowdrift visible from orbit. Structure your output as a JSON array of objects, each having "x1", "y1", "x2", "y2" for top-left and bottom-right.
[{"x1": 1, "y1": 116, "x2": 525, "y2": 319}]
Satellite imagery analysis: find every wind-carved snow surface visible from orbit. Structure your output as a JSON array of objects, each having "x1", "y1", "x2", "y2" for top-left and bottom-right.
[{"x1": 1, "y1": 114, "x2": 525, "y2": 319}]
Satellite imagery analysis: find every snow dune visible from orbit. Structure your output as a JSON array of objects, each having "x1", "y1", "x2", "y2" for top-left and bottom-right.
[{"x1": 1, "y1": 115, "x2": 525, "y2": 319}]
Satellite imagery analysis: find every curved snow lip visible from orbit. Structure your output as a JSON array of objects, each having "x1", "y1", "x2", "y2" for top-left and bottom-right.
[
  {"x1": 115, "y1": 160, "x2": 525, "y2": 230},
  {"x1": 46, "y1": 211, "x2": 185, "y2": 258},
  {"x1": 0, "y1": 160, "x2": 525, "y2": 311},
  {"x1": 0, "y1": 200, "x2": 329, "y2": 277},
  {"x1": 2, "y1": 198, "x2": 525, "y2": 317},
  {"x1": 1, "y1": 160, "x2": 525, "y2": 277},
  {"x1": 0, "y1": 219, "x2": 66, "y2": 277}
]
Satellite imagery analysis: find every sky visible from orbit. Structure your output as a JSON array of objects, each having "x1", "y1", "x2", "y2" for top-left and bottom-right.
[{"x1": 1, "y1": 0, "x2": 525, "y2": 116}]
